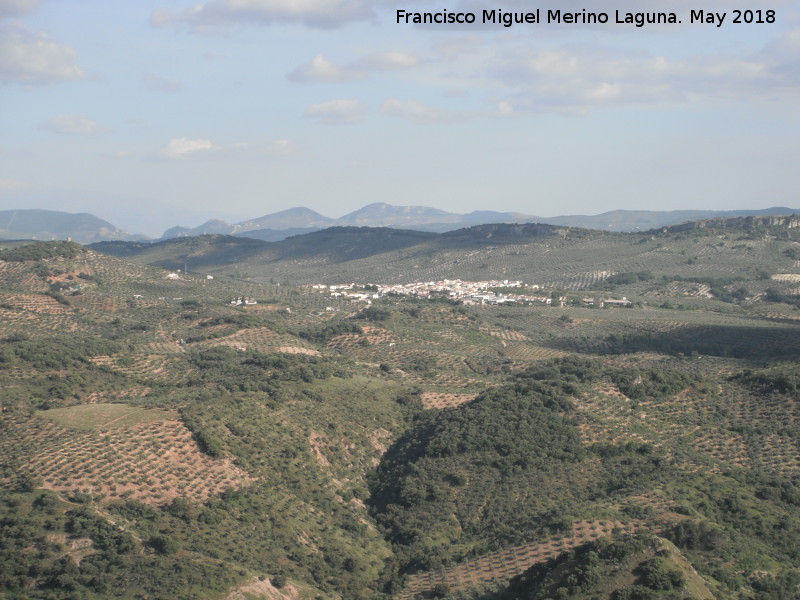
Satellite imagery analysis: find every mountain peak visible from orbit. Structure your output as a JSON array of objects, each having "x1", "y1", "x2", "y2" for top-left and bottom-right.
[
  {"x1": 239, "y1": 207, "x2": 334, "y2": 231},
  {"x1": 0, "y1": 209, "x2": 140, "y2": 243},
  {"x1": 338, "y1": 203, "x2": 458, "y2": 226}
]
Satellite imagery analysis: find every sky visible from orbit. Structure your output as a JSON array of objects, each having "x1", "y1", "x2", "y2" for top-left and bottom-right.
[{"x1": 1, "y1": 0, "x2": 799, "y2": 236}]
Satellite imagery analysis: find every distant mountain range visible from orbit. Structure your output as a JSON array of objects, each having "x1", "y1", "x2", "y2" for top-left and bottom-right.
[
  {"x1": 160, "y1": 203, "x2": 800, "y2": 241},
  {"x1": 0, "y1": 209, "x2": 140, "y2": 244},
  {"x1": 2, "y1": 205, "x2": 798, "y2": 244},
  {"x1": 161, "y1": 203, "x2": 540, "y2": 241}
]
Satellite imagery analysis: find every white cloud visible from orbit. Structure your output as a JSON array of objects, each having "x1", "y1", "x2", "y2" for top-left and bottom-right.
[
  {"x1": 0, "y1": 23, "x2": 84, "y2": 85},
  {"x1": 525, "y1": 50, "x2": 581, "y2": 77},
  {"x1": 288, "y1": 51, "x2": 419, "y2": 83},
  {"x1": 304, "y1": 99, "x2": 365, "y2": 124},
  {"x1": 585, "y1": 82, "x2": 621, "y2": 101},
  {"x1": 160, "y1": 137, "x2": 215, "y2": 159},
  {"x1": 0, "y1": 0, "x2": 39, "y2": 19},
  {"x1": 44, "y1": 114, "x2": 102, "y2": 135},
  {"x1": 287, "y1": 54, "x2": 362, "y2": 83},
  {"x1": 489, "y1": 39, "x2": 799, "y2": 113},
  {"x1": 153, "y1": 0, "x2": 374, "y2": 30}
]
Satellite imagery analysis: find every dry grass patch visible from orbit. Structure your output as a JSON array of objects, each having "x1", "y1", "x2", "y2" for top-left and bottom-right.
[
  {"x1": 276, "y1": 346, "x2": 321, "y2": 356},
  {"x1": 82, "y1": 387, "x2": 152, "y2": 404},
  {"x1": 225, "y1": 576, "x2": 302, "y2": 600},
  {"x1": 308, "y1": 432, "x2": 331, "y2": 467}
]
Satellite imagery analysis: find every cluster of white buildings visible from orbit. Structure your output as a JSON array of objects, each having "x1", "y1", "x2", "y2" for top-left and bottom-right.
[{"x1": 308, "y1": 280, "x2": 554, "y2": 306}]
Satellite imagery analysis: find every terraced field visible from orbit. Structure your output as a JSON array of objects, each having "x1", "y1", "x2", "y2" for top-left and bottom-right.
[
  {"x1": 3, "y1": 406, "x2": 254, "y2": 505},
  {"x1": 398, "y1": 520, "x2": 650, "y2": 599},
  {"x1": 189, "y1": 326, "x2": 320, "y2": 356},
  {"x1": 420, "y1": 392, "x2": 479, "y2": 410},
  {"x1": 88, "y1": 353, "x2": 188, "y2": 383},
  {"x1": 390, "y1": 361, "x2": 800, "y2": 599}
]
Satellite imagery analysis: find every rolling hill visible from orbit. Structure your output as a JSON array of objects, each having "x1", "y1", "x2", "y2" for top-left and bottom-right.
[
  {"x1": 92, "y1": 215, "x2": 800, "y2": 293},
  {"x1": 0, "y1": 209, "x2": 142, "y2": 244},
  {"x1": 1, "y1": 226, "x2": 799, "y2": 600}
]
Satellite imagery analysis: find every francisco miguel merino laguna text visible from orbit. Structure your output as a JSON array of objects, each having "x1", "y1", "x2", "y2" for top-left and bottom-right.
[{"x1": 395, "y1": 8, "x2": 777, "y2": 27}]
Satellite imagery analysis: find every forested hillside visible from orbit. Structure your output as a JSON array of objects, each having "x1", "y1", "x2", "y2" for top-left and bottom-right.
[
  {"x1": 92, "y1": 215, "x2": 800, "y2": 290},
  {"x1": 1, "y1": 228, "x2": 799, "y2": 600}
]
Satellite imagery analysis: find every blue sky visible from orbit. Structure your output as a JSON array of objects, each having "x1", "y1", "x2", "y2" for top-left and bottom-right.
[{"x1": 1, "y1": 0, "x2": 798, "y2": 236}]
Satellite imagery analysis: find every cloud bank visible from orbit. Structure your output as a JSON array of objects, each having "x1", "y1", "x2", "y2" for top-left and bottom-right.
[
  {"x1": 44, "y1": 114, "x2": 102, "y2": 135},
  {"x1": 0, "y1": 23, "x2": 84, "y2": 85},
  {"x1": 160, "y1": 138, "x2": 216, "y2": 158},
  {"x1": 288, "y1": 51, "x2": 419, "y2": 83}
]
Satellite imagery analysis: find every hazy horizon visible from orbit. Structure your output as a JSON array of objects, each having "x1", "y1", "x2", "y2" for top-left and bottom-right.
[
  {"x1": 2, "y1": 0, "x2": 799, "y2": 236},
  {"x1": 3, "y1": 201, "x2": 800, "y2": 241}
]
